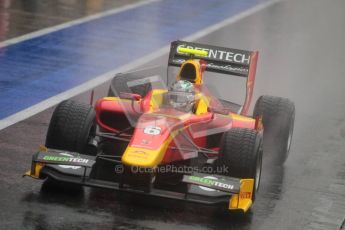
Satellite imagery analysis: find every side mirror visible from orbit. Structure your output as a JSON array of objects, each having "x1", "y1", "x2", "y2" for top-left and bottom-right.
[{"x1": 119, "y1": 92, "x2": 142, "y2": 101}]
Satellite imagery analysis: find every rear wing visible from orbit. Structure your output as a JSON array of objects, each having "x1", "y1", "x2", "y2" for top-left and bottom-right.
[{"x1": 168, "y1": 40, "x2": 259, "y2": 115}]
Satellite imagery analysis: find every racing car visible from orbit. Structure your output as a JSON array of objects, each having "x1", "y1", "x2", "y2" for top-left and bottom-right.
[{"x1": 24, "y1": 40, "x2": 295, "y2": 213}]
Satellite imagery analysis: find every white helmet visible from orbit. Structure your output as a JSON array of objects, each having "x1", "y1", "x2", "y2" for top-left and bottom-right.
[{"x1": 169, "y1": 80, "x2": 196, "y2": 112}]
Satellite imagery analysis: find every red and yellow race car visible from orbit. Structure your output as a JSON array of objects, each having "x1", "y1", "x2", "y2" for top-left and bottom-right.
[{"x1": 25, "y1": 41, "x2": 295, "y2": 213}]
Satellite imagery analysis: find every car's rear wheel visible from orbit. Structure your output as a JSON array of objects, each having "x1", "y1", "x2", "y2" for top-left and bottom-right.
[
  {"x1": 216, "y1": 128, "x2": 263, "y2": 200},
  {"x1": 45, "y1": 100, "x2": 96, "y2": 155},
  {"x1": 253, "y1": 95, "x2": 295, "y2": 165}
]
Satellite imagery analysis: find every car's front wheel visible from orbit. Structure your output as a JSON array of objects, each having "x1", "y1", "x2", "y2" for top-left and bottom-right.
[
  {"x1": 216, "y1": 128, "x2": 263, "y2": 200},
  {"x1": 45, "y1": 100, "x2": 96, "y2": 155}
]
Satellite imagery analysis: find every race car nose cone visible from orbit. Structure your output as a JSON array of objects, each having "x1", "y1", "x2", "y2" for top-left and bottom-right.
[{"x1": 121, "y1": 146, "x2": 165, "y2": 168}]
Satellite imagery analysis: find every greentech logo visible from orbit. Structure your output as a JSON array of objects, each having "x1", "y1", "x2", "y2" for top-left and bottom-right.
[
  {"x1": 188, "y1": 175, "x2": 234, "y2": 190},
  {"x1": 43, "y1": 156, "x2": 89, "y2": 164}
]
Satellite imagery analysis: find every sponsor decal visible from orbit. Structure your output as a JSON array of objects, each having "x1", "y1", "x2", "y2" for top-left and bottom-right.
[
  {"x1": 141, "y1": 139, "x2": 151, "y2": 145},
  {"x1": 43, "y1": 155, "x2": 89, "y2": 164},
  {"x1": 207, "y1": 62, "x2": 248, "y2": 73},
  {"x1": 240, "y1": 192, "x2": 252, "y2": 199},
  {"x1": 198, "y1": 176, "x2": 218, "y2": 192},
  {"x1": 133, "y1": 150, "x2": 148, "y2": 155},
  {"x1": 143, "y1": 126, "x2": 161, "y2": 135},
  {"x1": 188, "y1": 175, "x2": 235, "y2": 191},
  {"x1": 127, "y1": 150, "x2": 149, "y2": 159},
  {"x1": 172, "y1": 58, "x2": 248, "y2": 74},
  {"x1": 176, "y1": 44, "x2": 251, "y2": 65},
  {"x1": 58, "y1": 153, "x2": 82, "y2": 168},
  {"x1": 58, "y1": 165, "x2": 81, "y2": 170}
]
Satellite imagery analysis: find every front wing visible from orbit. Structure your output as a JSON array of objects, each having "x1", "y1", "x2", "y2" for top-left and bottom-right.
[{"x1": 24, "y1": 149, "x2": 254, "y2": 213}]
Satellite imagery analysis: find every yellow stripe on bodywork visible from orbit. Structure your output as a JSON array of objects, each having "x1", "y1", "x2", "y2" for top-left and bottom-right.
[
  {"x1": 230, "y1": 113, "x2": 255, "y2": 122},
  {"x1": 195, "y1": 93, "x2": 210, "y2": 115},
  {"x1": 149, "y1": 89, "x2": 168, "y2": 112},
  {"x1": 103, "y1": 96, "x2": 132, "y2": 102}
]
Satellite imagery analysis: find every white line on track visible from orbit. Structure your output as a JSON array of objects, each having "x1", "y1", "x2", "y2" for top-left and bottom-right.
[
  {"x1": 0, "y1": 0, "x2": 280, "y2": 130},
  {"x1": 0, "y1": 0, "x2": 160, "y2": 48}
]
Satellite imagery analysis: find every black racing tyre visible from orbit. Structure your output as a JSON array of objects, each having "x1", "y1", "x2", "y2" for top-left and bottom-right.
[
  {"x1": 253, "y1": 95, "x2": 295, "y2": 164},
  {"x1": 45, "y1": 100, "x2": 96, "y2": 155},
  {"x1": 108, "y1": 74, "x2": 152, "y2": 97},
  {"x1": 217, "y1": 128, "x2": 263, "y2": 200}
]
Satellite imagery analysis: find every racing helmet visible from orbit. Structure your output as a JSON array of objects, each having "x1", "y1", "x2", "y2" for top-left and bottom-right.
[{"x1": 169, "y1": 80, "x2": 196, "y2": 112}]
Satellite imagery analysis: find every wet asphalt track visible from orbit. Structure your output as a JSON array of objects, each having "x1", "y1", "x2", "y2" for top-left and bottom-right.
[{"x1": 1, "y1": 0, "x2": 345, "y2": 229}]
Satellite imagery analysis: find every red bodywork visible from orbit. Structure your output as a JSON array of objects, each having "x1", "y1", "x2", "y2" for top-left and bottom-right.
[{"x1": 95, "y1": 92, "x2": 257, "y2": 165}]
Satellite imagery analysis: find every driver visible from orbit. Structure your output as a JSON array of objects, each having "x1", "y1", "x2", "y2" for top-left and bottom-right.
[{"x1": 168, "y1": 80, "x2": 196, "y2": 112}]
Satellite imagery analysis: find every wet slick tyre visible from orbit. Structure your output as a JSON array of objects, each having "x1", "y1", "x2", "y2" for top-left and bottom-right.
[
  {"x1": 253, "y1": 95, "x2": 295, "y2": 165},
  {"x1": 217, "y1": 128, "x2": 263, "y2": 201},
  {"x1": 45, "y1": 100, "x2": 96, "y2": 155}
]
